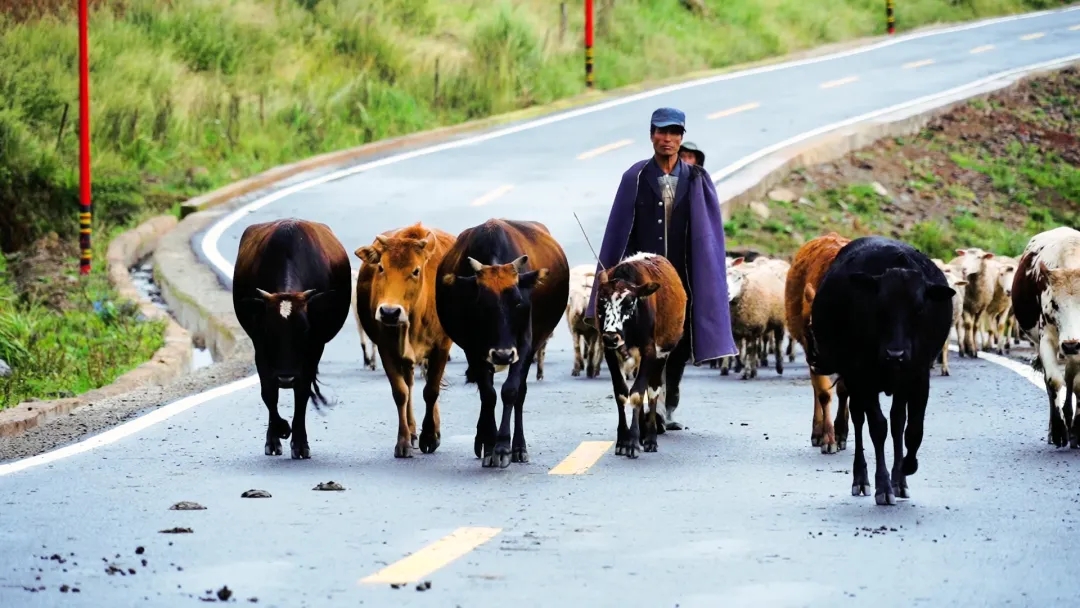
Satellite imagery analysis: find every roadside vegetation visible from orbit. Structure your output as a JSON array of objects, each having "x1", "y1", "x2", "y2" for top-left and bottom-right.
[
  {"x1": 0, "y1": 0, "x2": 1070, "y2": 407},
  {"x1": 724, "y1": 67, "x2": 1080, "y2": 260}
]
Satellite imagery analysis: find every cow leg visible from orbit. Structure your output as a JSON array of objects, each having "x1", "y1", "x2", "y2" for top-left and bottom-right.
[
  {"x1": 1040, "y1": 337, "x2": 1069, "y2": 448},
  {"x1": 835, "y1": 378, "x2": 850, "y2": 451},
  {"x1": 787, "y1": 334, "x2": 795, "y2": 363},
  {"x1": 812, "y1": 372, "x2": 838, "y2": 453},
  {"x1": 535, "y1": 339, "x2": 546, "y2": 381},
  {"x1": 471, "y1": 359, "x2": 499, "y2": 464},
  {"x1": 662, "y1": 334, "x2": 692, "y2": 431},
  {"x1": 940, "y1": 340, "x2": 950, "y2": 376},
  {"x1": 901, "y1": 372, "x2": 930, "y2": 488},
  {"x1": 384, "y1": 355, "x2": 414, "y2": 458},
  {"x1": 493, "y1": 360, "x2": 528, "y2": 468},
  {"x1": 605, "y1": 348, "x2": 632, "y2": 455},
  {"x1": 642, "y1": 356, "x2": 667, "y2": 453},
  {"x1": 850, "y1": 393, "x2": 870, "y2": 497},
  {"x1": 511, "y1": 370, "x2": 530, "y2": 464},
  {"x1": 258, "y1": 363, "x2": 291, "y2": 457},
  {"x1": 1067, "y1": 380, "x2": 1079, "y2": 450},
  {"x1": 890, "y1": 390, "x2": 910, "y2": 500},
  {"x1": 290, "y1": 382, "x2": 312, "y2": 460},
  {"x1": 861, "y1": 391, "x2": 894, "y2": 506},
  {"x1": 419, "y1": 347, "x2": 449, "y2": 454}
]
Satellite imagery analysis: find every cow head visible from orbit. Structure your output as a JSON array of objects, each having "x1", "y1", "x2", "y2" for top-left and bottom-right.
[
  {"x1": 953, "y1": 247, "x2": 994, "y2": 279},
  {"x1": 848, "y1": 268, "x2": 955, "y2": 370},
  {"x1": 244, "y1": 288, "x2": 328, "y2": 388},
  {"x1": 1038, "y1": 261, "x2": 1080, "y2": 358},
  {"x1": 355, "y1": 232, "x2": 436, "y2": 329},
  {"x1": 442, "y1": 255, "x2": 548, "y2": 366},
  {"x1": 595, "y1": 269, "x2": 661, "y2": 353}
]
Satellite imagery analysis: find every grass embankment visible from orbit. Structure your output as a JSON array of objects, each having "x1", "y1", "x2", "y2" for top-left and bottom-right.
[
  {"x1": 0, "y1": 0, "x2": 1069, "y2": 407},
  {"x1": 724, "y1": 67, "x2": 1080, "y2": 259}
]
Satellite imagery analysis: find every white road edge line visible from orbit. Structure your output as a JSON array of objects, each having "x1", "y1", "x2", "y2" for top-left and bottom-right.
[
  {"x1": 1, "y1": 53, "x2": 1078, "y2": 480},
  {"x1": 200, "y1": 5, "x2": 1080, "y2": 278}
]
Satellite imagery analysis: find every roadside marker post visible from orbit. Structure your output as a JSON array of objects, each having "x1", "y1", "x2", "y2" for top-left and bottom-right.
[
  {"x1": 585, "y1": 0, "x2": 595, "y2": 88},
  {"x1": 887, "y1": 0, "x2": 896, "y2": 35},
  {"x1": 78, "y1": 0, "x2": 92, "y2": 275}
]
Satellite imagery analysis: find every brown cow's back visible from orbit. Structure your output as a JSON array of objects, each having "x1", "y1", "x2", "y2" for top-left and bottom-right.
[{"x1": 785, "y1": 232, "x2": 850, "y2": 347}]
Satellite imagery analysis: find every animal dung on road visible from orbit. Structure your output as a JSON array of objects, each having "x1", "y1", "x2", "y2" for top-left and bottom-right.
[
  {"x1": 241, "y1": 489, "x2": 272, "y2": 498},
  {"x1": 312, "y1": 481, "x2": 345, "y2": 491},
  {"x1": 217, "y1": 586, "x2": 233, "y2": 601},
  {"x1": 416, "y1": 580, "x2": 433, "y2": 591},
  {"x1": 169, "y1": 501, "x2": 206, "y2": 510},
  {"x1": 159, "y1": 527, "x2": 194, "y2": 534}
]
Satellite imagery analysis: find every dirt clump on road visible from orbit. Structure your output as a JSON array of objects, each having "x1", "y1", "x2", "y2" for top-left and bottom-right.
[{"x1": 725, "y1": 67, "x2": 1080, "y2": 261}]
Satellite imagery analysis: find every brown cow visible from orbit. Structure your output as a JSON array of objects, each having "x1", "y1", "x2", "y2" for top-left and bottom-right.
[
  {"x1": 595, "y1": 252, "x2": 687, "y2": 458},
  {"x1": 354, "y1": 223, "x2": 457, "y2": 458},
  {"x1": 232, "y1": 219, "x2": 352, "y2": 459},
  {"x1": 784, "y1": 232, "x2": 851, "y2": 455},
  {"x1": 436, "y1": 219, "x2": 570, "y2": 468}
]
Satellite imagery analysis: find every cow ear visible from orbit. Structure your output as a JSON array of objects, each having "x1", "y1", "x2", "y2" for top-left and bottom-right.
[
  {"x1": 355, "y1": 246, "x2": 380, "y2": 265},
  {"x1": 443, "y1": 273, "x2": 476, "y2": 288},
  {"x1": 597, "y1": 268, "x2": 609, "y2": 284},
  {"x1": 636, "y1": 281, "x2": 661, "y2": 297},
  {"x1": 802, "y1": 283, "x2": 816, "y2": 305},
  {"x1": 926, "y1": 284, "x2": 956, "y2": 302},
  {"x1": 849, "y1": 272, "x2": 878, "y2": 292},
  {"x1": 305, "y1": 290, "x2": 333, "y2": 306},
  {"x1": 519, "y1": 269, "x2": 548, "y2": 290}
]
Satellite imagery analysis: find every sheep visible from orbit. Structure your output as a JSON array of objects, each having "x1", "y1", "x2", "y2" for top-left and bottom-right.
[
  {"x1": 565, "y1": 264, "x2": 603, "y2": 378},
  {"x1": 932, "y1": 258, "x2": 969, "y2": 376},
  {"x1": 981, "y1": 256, "x2": 1017, "y2": 355},
  {"x1": 725, "y1": 256, "x2": 788, "y2": 379},
  {"x1": 949, "y1": 247, "x2": 998, "y2": 358}
]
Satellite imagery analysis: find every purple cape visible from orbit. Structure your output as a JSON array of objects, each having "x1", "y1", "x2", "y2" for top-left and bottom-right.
[{"x1": 587, "y1": 159, "x2": 737, "y2": 364}]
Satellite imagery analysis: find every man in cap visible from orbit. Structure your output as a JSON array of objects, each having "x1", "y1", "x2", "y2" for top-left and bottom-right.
[
  {"x1": 679, "y1": 141, "x2": 705, "y2": 167},
  {"x1": 585, "y1": 107, "x2": 737, "y2": 431}
]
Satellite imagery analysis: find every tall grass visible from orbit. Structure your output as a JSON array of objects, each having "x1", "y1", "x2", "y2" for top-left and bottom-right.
[{"x1": 0, "y1": 0, "x2": 1070, "y2": 253}]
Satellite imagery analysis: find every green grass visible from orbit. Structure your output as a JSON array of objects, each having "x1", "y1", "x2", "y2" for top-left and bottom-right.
[
  {"x1": 0, "y1": 250, "x2": 166, "y2": 409},
  {"x1": 0, "y1": 0, "x2": 1070, "y2": 254}
]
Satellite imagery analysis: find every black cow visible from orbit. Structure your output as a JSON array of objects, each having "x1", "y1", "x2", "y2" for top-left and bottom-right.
[
  {"x1": 436, "y1": 219, "x2": 570, "y2": 468},
  {"x1": 232, "y1": 219, "x2": 352, "y2": 459},
  {"x1": 808, "y1": 236, "x2": 954, "y2": 506}
]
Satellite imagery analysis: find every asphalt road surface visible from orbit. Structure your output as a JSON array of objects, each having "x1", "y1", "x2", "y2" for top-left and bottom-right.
[{"x1": 4, "y1": 7, "x2": 1080, "y2": 607}]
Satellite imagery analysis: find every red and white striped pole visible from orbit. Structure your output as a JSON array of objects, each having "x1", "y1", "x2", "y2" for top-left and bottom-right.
[
  {"x1": 886, "y1": 0, "x2": 895, "y2": 35},
  {"x1": 584, "y1": 0, "x2": 595, "y2": 88},
  {"x1": 78, "y1": 0, "x2": 92, "y2": 275}
]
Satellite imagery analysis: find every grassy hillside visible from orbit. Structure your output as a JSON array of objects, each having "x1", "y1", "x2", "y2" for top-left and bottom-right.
[{"x1": 0, "y1": 0, "x2": 1070, "y2": 252}]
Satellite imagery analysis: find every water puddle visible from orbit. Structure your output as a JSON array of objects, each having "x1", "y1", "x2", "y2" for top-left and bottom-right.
[{"x1": 128, "y1": 257, "x2": 213, "y2": 372}]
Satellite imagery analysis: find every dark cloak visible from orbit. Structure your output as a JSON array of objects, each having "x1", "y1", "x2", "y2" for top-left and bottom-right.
[{"x1": 586, "y1": 158, "x2": 738, "y2": 364}]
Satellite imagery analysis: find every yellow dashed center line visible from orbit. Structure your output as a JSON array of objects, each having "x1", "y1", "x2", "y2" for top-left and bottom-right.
[
  {"x1": 902, "y1": 59, "x2": 936, "y2": 69},
  {"x1": 707, "y1": 102, "x2": 760, "y2": 120},
  {"x1": 548, "y1": 440, "x2": 613, "y2": 475},
  {"x1": 359, "y1": 527, "x2": 502, "y2": 585},
  {"x1": 469, "y1": 184, "x2": 514, "y2": 207},
  {"x1": 820, "y1": 76, "x2": 859, "y2": 89},
  {"x1": 1020, "y1": 32, "x2": 1045, "y2": 40},
  {"x1": 577, "y1": 139, "x2": 633, "y2": 160},
  {"x1": 1069, "y1": 24, "x2": 1080, "y2": 31},
  {"x1": 970, "y1": 45, "x2": 995, "y2": 54}
]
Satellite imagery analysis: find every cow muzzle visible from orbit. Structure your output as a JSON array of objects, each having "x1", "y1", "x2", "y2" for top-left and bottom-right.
[
  {"x1": 488, "y1": 348, "x2": 518, "y2": 366},
  {"x1": 376, "y1": 304, "x2": 406, "y2": 327},
  {"x1": 277, "y1": 375, "x2": 296, "y2": 389},
  {"x1": 602, "y1": 332, "x2": 623, "y2": 350},
  {"x1": 884, "y1": 349, "x2": 909, "y2": 365},
  {"x1": 1061, "y1": 340, "x2": 1080, "y2": 357}
]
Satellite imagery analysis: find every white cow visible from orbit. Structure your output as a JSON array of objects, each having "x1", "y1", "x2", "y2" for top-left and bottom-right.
[{"x1": 1012, "y1": 227, "x2": 1080, "y2": 448}]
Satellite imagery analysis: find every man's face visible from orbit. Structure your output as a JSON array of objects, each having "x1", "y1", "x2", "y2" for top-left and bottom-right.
[
  {"x1": 679, "y1": 150, "x2": 697, "y2": 165},
  {"x1": 651, "y1": 125, "x2": 683, "y2": 157}
]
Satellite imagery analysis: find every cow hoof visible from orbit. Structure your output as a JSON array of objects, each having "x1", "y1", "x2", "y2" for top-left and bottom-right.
[
  {"x1": 875, "y1": 489, "x2": 897, "y2": 506},
  {"x1": 291, "y1": 444, "x2": 311, "y2": 460},
  {"x1": 419, "y1": 431, "x2": 440, "y2": 454},
  {"x1": 665, "y1": 421, "x2": 685, "y2": 431},
  {"x1": 892, "y1": 480, "x2": 910, "y2": 499},
  {"x1": 941, "y1": 368, "x2": 950, "y2": 376},
  {"x1": 836, "y1": 439, "x2": 848, "y2": 451},
  {"x1": 624, "y1": 444, "x2": 639, "y2": 459},
  {"x1": 821, "y1": 441, "x2": 837, "y2": 455},
  {"x1": 264, "y1": 440, "x2": 282, "y2": 456},
  {"x1": 811, "y1": 435, "x2": 822, "y2": 447},
  {"x1": 572, "y1": 369, "x2": 581, "y2": 377},
  {"x1": 902, "y1": 455, "x2": 918, "y2": 476},
  {"x1": 643, "y1": 439, "x2": 658, "y2": 453},
  {"x1": 395, "y1": 442, "x2": 413, "y2": 458},
  {"x1": 486, "y1": 452, "x2": 510, "y2": 468},
  {"x1": 511, "y1": 448, "x2": 529, "y2": 463},
  {"x1": 852, "y1": 482, "x2": 870, "y2": 497},
  {"x1": 493, "y1": 442, "x2": 513, "y2": 468},
  {"x1": 270, "y1": 418, "x2": 292, "y2": 440},
  {"x1": 1051, "y1": 419, "x2": 1069, "y2": 448},
  {"x1": 474, "y1": 437, "x2": 484, "y2": 458}
]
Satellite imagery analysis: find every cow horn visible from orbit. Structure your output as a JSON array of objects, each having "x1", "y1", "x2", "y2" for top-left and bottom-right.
[
  {"x1": 375, "y1": 235, "x2": 390, "y2": 246},
  {"x1": 255, "y1": 288, "x2": 273, "y2": 300},
  {"x1": 300, "y1": 289, "x2": 317, "y2": 299},
  {"x1": 511, "y1": 255, "x2": 529, "y2": 272},
  {"x1": 468, "y1": 257, "x2": 484, "y2": 272}
]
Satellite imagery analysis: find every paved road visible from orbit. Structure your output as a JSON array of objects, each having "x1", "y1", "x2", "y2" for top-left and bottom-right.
[{"x1": 3, "y1": 7, "x2": 1080, "y2": 606}]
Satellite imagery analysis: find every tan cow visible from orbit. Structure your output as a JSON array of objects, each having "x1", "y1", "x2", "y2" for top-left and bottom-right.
[{"x1": 354, "y1": 223, "x2": 457, "y2": 458}]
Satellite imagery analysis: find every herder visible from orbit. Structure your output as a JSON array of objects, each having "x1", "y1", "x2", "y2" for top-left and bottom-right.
[{"x1": 585, "y1": 107, "x2": 737, "y2": 430}]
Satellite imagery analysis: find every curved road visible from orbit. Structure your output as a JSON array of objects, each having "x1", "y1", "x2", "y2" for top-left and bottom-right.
[{"x1": 3, "y1": 7, "x2": 1080, "y2": 606}]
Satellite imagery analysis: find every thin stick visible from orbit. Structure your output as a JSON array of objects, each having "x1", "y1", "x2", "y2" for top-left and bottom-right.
[{"x1": 573, "y1": 211, "x2": 605, "y2": 271}]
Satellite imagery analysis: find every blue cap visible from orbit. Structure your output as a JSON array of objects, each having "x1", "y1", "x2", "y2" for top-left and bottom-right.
[{"x1": 650, "y1": 107, "x2": 686, "y2": 130}]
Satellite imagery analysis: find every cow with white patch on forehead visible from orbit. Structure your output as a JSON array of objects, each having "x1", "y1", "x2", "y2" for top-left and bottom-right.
[{"x1": 595, "y1": 252, "x2": 687, "y2": 458}]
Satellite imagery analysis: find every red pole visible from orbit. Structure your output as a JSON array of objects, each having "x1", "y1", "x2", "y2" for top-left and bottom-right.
[
  {"x1": 584, "y1": 0, "x2": 594, "y2": 88},
  {"x1": 886, "y1": 0, "x2": 895, "y2": 35},
  {"x1": 78, "y1": 0, "x2": 92, "y2": 275}
]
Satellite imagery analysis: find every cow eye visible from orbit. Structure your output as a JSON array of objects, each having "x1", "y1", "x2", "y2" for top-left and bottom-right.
[
  {"x1": 377, "y1": 264, "x2": 384, "y2": 273},
  {"x1": 412, "y1": 267, "x2": 421, "y2": 277}
]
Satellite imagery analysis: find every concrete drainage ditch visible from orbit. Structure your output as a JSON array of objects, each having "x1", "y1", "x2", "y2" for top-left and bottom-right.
[{"x1": 128, "y1": 256, "x2": 213, "y2": 372}]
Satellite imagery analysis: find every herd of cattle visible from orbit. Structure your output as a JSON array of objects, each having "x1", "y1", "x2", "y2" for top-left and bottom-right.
[{"x1": 230, "y1": 215, "x2": 1080, "y2": 506}]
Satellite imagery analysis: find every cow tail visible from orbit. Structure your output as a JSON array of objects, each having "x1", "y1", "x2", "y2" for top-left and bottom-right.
[
  {"x1": 464, "y1": 364, "x2": 479, "y2": 385},
  {"x1": 309, "y1": 370, "x2": 331, "y2": 411}
]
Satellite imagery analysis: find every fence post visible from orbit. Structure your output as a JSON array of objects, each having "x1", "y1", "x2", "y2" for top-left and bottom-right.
[
  {"x1": 585, "y1": 0, "x2": 594, "y2": 88},
  {"x1": 78, "y1": 0, "x2": 92, "y2": 276},
  {"x1": 886, "y1": 0, "x2": 895, "y2": 35},
  {"x1": 560, "y1": 2, "x2": 567, "y2": 43}
]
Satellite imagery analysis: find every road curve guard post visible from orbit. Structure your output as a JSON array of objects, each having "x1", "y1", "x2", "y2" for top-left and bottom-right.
[
  {"x1": 585, "y1": 0, "x2": 595, "y2": 88},
  {"x1": 886, "y1": 0, "x2": 895, "y2": 35},
  {"x1": 78, "y1": 0, "x2": 92, "y2": 275}
]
